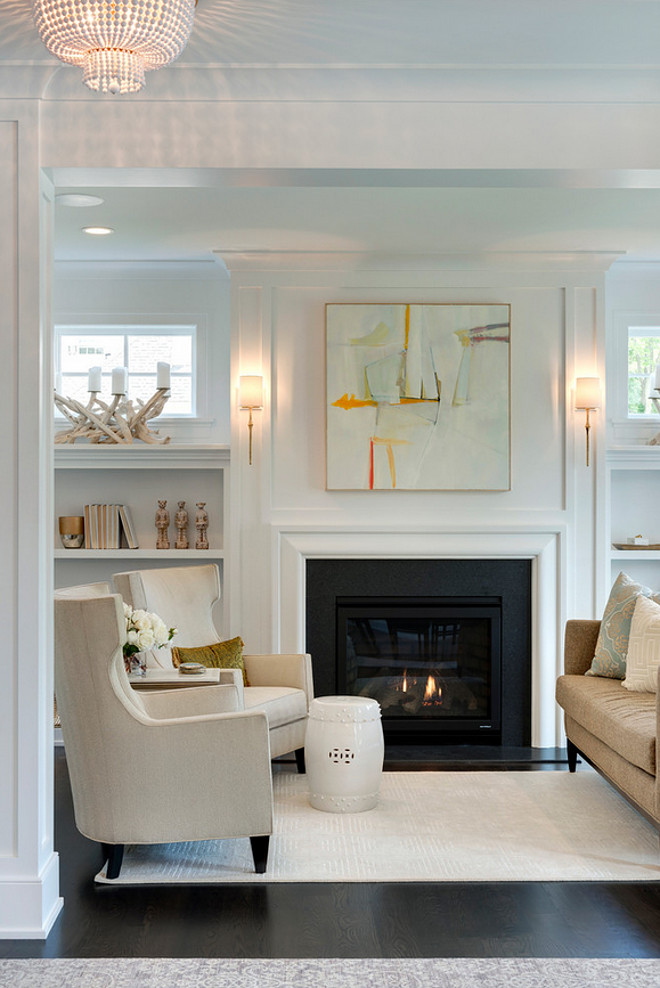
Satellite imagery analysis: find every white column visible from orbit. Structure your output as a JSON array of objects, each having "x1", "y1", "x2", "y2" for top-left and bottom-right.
[
  {"x1": 0, "y1": 104, "x2": 61, "y2": 939},
  {"x1": 229, "y1": 280, "x2": 274, "y2": 651}
]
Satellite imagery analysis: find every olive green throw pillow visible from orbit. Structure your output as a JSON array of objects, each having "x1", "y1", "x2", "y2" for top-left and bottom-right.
[
  {"x1": 171, "y1": 637, "x2": 249, "y2": 686},
  {"x1": 587, "y1": 572, "x2": 660, "y2": 679}
]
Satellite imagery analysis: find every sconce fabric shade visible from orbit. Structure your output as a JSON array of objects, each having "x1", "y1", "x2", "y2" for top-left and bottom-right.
[
  {"x1": 239, "y1": 376, "x2": 264, "y2": 410},
  {"x1": 575, "y1": 377, "x2": 601, "y2": 410},
  {"x1": 32, "y1": 0, "x2": 196, "y2": 94}
]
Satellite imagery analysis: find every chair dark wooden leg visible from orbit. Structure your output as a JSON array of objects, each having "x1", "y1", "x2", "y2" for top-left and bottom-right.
[
  {"x1": 102, "y1": 843, "x2": 125, "y2": 880},
  {"x1": 566, "y1": 738, "x2": 578, "y2": 773},
  {"x1": 294, "y1": 747, "x2": 306, "y2": 774},
  {"x1": 250, "y1": 835, "x2": 270, "y2": 874}
]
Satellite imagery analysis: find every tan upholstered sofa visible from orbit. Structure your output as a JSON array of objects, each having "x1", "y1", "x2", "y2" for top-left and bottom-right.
[{"x1": 555, "y1": 619, "x2": 660, "y2": 831}]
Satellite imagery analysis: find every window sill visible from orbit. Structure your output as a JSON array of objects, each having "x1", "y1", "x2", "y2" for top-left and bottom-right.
[{"x1": 608, "y1": 419, "x2": 660, "y2": 446}]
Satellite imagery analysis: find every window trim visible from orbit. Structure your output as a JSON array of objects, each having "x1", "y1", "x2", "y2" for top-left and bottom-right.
[
  {"x1": 609, "y1": 310, "x2": 660, "y2": 444},
  {"x1": 54, "y1": 316, "x2": 208, "y2": 422}
]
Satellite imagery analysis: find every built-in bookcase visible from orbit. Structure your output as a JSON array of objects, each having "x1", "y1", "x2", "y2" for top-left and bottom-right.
[
  {"x1": 54, "y1": 444, "x2": 230, "y2": 630},
  {"x1": 607, "y1": 447, "x2": 660, "y2": 590}
]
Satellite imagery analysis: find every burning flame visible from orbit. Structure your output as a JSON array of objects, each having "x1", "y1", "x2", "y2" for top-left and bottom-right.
[
  {"x1": 422, "y1": 675, "x2": 442, "y2": 705},
  {"x1": 395, "y1": 670, "x2": 442, "y2": 705}
]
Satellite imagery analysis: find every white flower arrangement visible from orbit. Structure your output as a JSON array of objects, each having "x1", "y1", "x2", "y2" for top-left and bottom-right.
[{"x1": 123, "y1": 602, "x2": 176, "y2": 672}]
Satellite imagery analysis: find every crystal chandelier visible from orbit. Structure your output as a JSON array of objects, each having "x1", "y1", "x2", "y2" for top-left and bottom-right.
[{"x1": 32, "y1": 0, "x2": 197, "y2": 95}]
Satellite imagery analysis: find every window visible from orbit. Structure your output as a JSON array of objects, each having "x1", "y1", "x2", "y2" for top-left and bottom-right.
[
  {"x1": 55, "y1": 325, "x2": 196, "y2": 416},
  {"x1": 628, "y1": 327, "x2": 660, "y2": 417}
]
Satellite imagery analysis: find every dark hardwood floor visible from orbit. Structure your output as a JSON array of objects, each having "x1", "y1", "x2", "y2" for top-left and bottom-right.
[{"x1": 1, "y1": 747, "x2": 659, "y2": 959}]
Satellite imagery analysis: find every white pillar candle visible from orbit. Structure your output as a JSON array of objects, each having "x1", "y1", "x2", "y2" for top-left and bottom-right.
[
  {"x1": 88, "y1": 366, "x2": 102, "y2": 392},
  {"x1": 654, "y1": 363, "x2": 660, "y2": 391},
  {"x1": 157, "y1": 361, "x2": 171, "y2": 389},
  {"x1": 111, "y1": 366, "x2": 127, "y2": 395}
]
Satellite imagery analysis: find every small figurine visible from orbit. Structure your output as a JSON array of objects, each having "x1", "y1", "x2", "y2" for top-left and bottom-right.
[
  {"x1": 175, "y1": 501, "x2": 189, "y2": 549},
  {"x1": 195, "y1": 502, "x2": 209, "y2": 550},
  {"x1": 155, "y1": 499, "x2": 170, "y2": 549}
]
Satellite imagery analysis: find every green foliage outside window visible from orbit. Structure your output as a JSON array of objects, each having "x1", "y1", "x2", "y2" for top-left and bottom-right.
[{"x1": 628, "y1": 333, "x2": 660, "y2": 416}]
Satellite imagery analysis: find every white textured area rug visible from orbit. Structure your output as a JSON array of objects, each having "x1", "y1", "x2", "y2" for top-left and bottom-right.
[
  {"x1": 95, "y1": 771, "x2": 660, "y2": 885},
  {"x1": 3, "y1": 958, "x2": 660, "y2": 988}
]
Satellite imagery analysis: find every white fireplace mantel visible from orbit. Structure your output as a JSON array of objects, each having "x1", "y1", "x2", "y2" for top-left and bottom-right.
[{"x1": 276, "y1": 527, "x2": 565, "y2": 748}]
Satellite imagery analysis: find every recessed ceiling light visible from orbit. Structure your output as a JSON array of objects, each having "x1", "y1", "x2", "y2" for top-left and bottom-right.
[
  {"x1": 56, "y1": 194, "x2": 104, "y2": 208},
  {"x1": 82, "y1": 226, "x2": 115, "y2": 236}
]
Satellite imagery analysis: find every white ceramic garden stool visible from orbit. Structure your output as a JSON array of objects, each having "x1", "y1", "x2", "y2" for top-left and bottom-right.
[{"x1": 305, "y1": 695, "x2": 384, "y2": 813}]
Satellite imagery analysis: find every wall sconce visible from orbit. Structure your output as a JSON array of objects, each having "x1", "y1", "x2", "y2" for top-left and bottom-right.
[
  {"x1": 575, "y1": 377, "x2": 601, "y2": 467},
  {"x1": 239, "y1": 376, "x2": 264, "y2": 466}
]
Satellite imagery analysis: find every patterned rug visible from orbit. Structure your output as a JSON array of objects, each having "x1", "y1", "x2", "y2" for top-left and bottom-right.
[
  {"x1": 94, "y1": 770, "x2": 660, "y2": 884},
  {"x1": 2, "y1": 958, "x2": 660, "y2": 988}
]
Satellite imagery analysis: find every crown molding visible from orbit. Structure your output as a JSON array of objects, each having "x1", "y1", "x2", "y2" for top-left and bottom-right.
[
  {"x1": 5, "y1": 64, "x2": 660, "y2": 104},
  {"x1": 215, "y1": 249, "x2": 625, "y2": 273}
]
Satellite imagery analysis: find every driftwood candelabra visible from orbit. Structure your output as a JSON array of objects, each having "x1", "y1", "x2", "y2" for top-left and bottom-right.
[{"x1": 54, "y1": 388, "x2": 171, "y2": 445}]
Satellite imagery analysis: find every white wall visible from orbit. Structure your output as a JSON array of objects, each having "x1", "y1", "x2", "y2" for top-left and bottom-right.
[
  {"x1": 53, "y1": 261, "x2": 231, "y2": 444},
  {"x1": 225, "y1": 255, "x2": 607, "y2": 671}
]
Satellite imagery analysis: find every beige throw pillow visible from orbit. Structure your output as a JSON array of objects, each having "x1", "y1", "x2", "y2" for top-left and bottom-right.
[{"x1": 622, "y1": 595, "x2": 660, "y2": 693}]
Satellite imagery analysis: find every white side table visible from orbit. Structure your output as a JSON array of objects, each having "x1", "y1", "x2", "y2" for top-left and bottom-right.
[{"x1": 305, "y1": 695, "x2": 384, "y2": 813}]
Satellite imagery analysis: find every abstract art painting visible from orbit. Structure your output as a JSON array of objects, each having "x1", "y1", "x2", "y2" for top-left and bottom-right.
[{"x1": 326, "y1": 303, "x2": 511, "y2": 491}]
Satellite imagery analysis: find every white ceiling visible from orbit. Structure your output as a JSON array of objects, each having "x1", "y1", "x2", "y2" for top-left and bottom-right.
[
  {"x1": 7, "y1": 1, "x2": 660, "y2": 68},
  {"x1": 7, "y1": 0, "x2": 658, "y2": 263},
  {"x1": 52, "y1": 181, "x2": 660, "y2": 263}
]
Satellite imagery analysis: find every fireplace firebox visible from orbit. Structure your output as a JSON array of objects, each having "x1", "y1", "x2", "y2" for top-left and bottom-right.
[
  {"x1": 337, "y1": 596, "x2": 501, "y2": 742},
  {"x1": 305, "y1": 558, "x2": 532, "y2": 747}
]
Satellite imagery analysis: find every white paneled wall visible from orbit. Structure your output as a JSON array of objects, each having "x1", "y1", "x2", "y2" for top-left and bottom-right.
[{"x1": 225, "y1": 255, "x2": 607, "y2": 727}]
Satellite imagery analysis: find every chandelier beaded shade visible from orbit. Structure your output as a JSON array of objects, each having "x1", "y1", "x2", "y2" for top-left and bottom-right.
[{"x1": 32, "y1": 0, "x2": 197, "y2": 94}]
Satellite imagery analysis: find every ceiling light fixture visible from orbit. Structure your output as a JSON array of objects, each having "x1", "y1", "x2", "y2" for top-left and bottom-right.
[
  {"x1": 55, "y1": 194, "x2": 105, "y2": 208},
  {"x1": 83, "y1": 226, "x2": 115, "y2": 236},
  {"x1": 32, "y1": 0, "x2": 197, "y2": 95}
]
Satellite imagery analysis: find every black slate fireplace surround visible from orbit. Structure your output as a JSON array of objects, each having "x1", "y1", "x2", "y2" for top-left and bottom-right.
[{"x1": 306, "y1": 558, "x2": 532, "y2": 746}]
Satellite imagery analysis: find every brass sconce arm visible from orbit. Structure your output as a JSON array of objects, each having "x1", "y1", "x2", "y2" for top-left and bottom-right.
[
  {"x1": 239, "y1": 375, "x2": 264, "y2": 466},
  {"x1": 575, "y1": 377, "x2": 601, "y2": 468}
]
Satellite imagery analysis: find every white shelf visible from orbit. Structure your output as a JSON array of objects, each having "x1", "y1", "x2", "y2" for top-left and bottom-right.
[
  {"x1": 610, "y1": 549, "x2": 660, "y2": 561},
  {"x1": 55, "y1": 548, "x2": 225, "y2": 560},
  {"x1": 54, "y1": 443, "x2": 230, "y2": 470},
  {"x1": 607, "y1": 446, "x2": 660, "y2": 469}
]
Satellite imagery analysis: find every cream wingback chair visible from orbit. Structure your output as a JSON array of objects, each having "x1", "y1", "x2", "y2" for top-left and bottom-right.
[
  {"x1": 54, "y1": 591, "x2": 274, "y2": 880},
  {"x1": 113, "y1": 564, "x2": 314, "y2": 772}
]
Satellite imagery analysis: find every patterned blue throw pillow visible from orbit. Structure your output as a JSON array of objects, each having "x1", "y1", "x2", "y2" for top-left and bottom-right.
[{"x1": 587, "y1": 571, "x2": 660, "y2": 679}]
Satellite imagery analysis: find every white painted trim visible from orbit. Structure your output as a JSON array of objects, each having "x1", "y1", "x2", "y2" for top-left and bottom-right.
[
  {"x1": 15, "y1": 65, "x2": 660, "y2": 106},
  {"x1": 54, "y1": 443, "x2": 229, "y2": 469},
  {"x1": 218, "y1": 250, "x2": 623, "y2": 274},
  {"x1": 277, "y1": 527, "x2": 563, "y2": 748},
  {"x1": 0, "y1": 111, "x2": 61, "y2": 941},
  {"x1": 0, "y1": 854, "x2": 63, "y2": 940},
  {"x1": 607, "y1": 446, "x2": 660, "y2": 468}
]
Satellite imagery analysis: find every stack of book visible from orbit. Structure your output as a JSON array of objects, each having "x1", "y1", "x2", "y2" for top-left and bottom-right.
[{"x1": 83, "y1": 504, "x2": 139, "y2": 549}]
